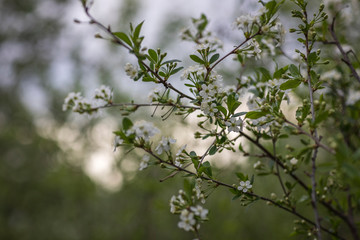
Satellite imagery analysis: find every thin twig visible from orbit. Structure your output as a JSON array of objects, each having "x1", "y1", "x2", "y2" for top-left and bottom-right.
[
  {"x1": 83, "y1": 7, "x2": 195, "y2": 101},
  {"x1": 273, "y1": 139, "x2": 287, "y2": 195},
  {"x1": 329, "y1": 16, "x2": 360, "y2": 84},
  {"x1": 141, "y1": 147, "x2": 345, "y2": 240},
  {"x1": 284, "y1": 119, "x2": 335, "y2": 154},
  {"x1": 304, "y1": 8, "x2": 322, "y2": 238},
  {"x1": 204, "y1": 30, "x2": 261, "y2": 80}
]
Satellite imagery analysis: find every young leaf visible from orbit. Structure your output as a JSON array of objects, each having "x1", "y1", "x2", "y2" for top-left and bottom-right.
[
  {"x1": 280, "y1": 79, "x2": 301, "y2": 90},
  {"x1": 148, "y1": 49, "x2": 158, "y2": 62},
  {"x1": 245, "y1": 111, "x2": 267, "y2": 119},
  {"x1": 113, "y1": 32, "x2": 132, "y2": 46},
  {"x1": 209, "y1": 53, "x2": 220, "y2": 64},
  {"x1": 209, "y1": 145, "x2": 217, "y2": 155},
  {"x1": 134, "y1": 21, "x2": 144, "y2": 39},
  {"x1": 258, "y1": 67, "x2": 271, "y2": 81},
  {"x1": 122, "y1": 117, "x2": 133, "y2": 131},
  {"x1": 289, "y1": 64, "x2": 300, "y2": 77},
  {"x1": 190, "y1": 54, "x2": 205, "y2": 64}
]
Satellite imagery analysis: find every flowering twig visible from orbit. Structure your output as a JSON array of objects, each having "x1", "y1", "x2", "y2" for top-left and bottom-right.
[
  {"x1": 204, "y1": 30, "x2": 261, "y2": 80},
  {"x1": 91, "y1": 102, "x2": 200, "y2": 112},
  {"x1": 82, "y1": 6, "x2": 195, "y2": 101},
  {"x1": 141, "y1": 146, "x2": 345, "y2": 240},
  {"x1": 303, "y1": 8, "x2": 322, "y2": 238}
]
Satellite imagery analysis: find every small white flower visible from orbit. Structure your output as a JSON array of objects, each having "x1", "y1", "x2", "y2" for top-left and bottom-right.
[
  {"x1": 155, "y1": 137, "x2": 176, "y2": 154},
  {"x1": 246, "y1": 39, "x2": 262, "y2": 60},
  {"x1": 113, "y1": 136, "x2": 124, "y2": 152},
  {"x1": 178, "y1": 209, "x2": 196, "y2": 232},
  {"x1": 225, "y1": 117, "x2": 243, "y2": 133},
  {"x1": 201, "y1": 102, "x2": 218, "y2": 117},
  {"x1": 290, "y1": 157, "x2": 298, "y2": 165},
  {"x1": 180, "y1": 65, "x2": 206, "y2": 80},
  {"x1": 131, "y1": 121, "x2": 160, "y2": 142},
  {"x1": 253, "y1": 160, "x2": 262, "y2": 169},
  {"x1": 124, "y1": 63, "x2": 138, "y2": 79},
  {"x1": 94, "y1": 85, "x2": 112, "y2": 102},
  {"x1": 199, "y1": 84, "x2": 216, "y2": 99},
  {"x1": 139, "y1": 155, "x2": 150, "y2": 171},
  {"x1": 62, "y1": 92, "x2": 83, "y2": 111},
  {"x1": 190, "y1": 205, "x2": 209, "y2": 219},
  {"x1": 238, "y1": 180, "x2": 252, "y2": 193}
]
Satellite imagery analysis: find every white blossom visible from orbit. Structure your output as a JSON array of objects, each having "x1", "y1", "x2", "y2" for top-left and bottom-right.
[
  {"x1": 199, "y1": 84, "x2": 216, "y2": 99},
  {"x1": 178, "y1": 209, "x2": 196, "y2": 231},
  {"x1": 113, "y1": 136, "x2": 124, "y2": 152},
  {"x1": 190, "y1": 205, "x2": 209, "y2": 219},
  {"x1": 155, "y1": 137, "x2": 176, "y2": 154},
  {"x1": 139, "y1": 155, "x2": 150, "y2": 171},
  {"x1": 225, "y1": 117, "x2": 243, "y2": 133},
  {"x1": 238, "y1": 180, "x2": 252, "y2": 193},
  {"x1": 124, "y1": 63, "x2": 138, "y2": 79},
  {"x1": 253, "y1": 160, "x2": 262, "y2": 169},
  {"x1": 180, "y1": 65, "x2": 206, "y2": 80},
  {"x1": 246, "y1": 39, "x2": 262, "y2": 60},
  {"x1": 94, "y1": 85, "x2": 112, "y2": 102},
  {"x1": 127, "y1": 121, "x2": 160, "y2": 142},
  {"x1": 62, "y1": 92, "x2": 84, "y2": 111},
  {"x1": 201, "y1": 102, "x2": 218, "y2": 117},
  {"x1": 290, "y1": 157, "x2": 298, "y2": 165}
]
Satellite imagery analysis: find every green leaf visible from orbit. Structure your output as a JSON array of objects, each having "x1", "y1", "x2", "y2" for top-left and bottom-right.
[
  {"x1": 209, "y1": 145, "x2": 217, "y2": 155},
  {"x1": 245, "y1": 111, "x2": 267, "y2": 119},
  {"x1": 285, "y1": 181, "x2": 293, "y2": 190},
  {"x1": 236, "y1": 172, "x2": 246, "y2": 181},
  {"x1": 190, "y1": 54, "x2": 205, "y2": 64},
  {"x1": 147, "y1": 49, "x2": 158, "y2": 62},
  {"x1": 258, "y1": 67, "x2": 271, "y2": 81},
  {"x1": 308, "y1": 52, "x2": 318, "y2": 66},
  {"x1": 122, "y1": 117, "x2": 133, "y2": 131},
  {"x1": 162, "y1": 59, "x2": 181, "y2": 65},
  {"x1": 216, "y1": 105, "x2": 227, "y2": 117},
  {"x1": 170, "y1": 67, "x2": 183, "y2": 75},
  {"x1": 233, "y1": 112, "x2": 247, "y2": 117},
  {"x1": 209, "y1": 53, "x2": 220, "y2": 64},
  {"x1": 280, "y1": 79, "x2": 301, "y2": 90},
  {"x1": 142, "y1": 76, "x2": 156, "y2": 82},
  {"x1": 134, "y1": 21, "x2": 144, "y2": 39},
  {"x1": 113, "y1": 32, "x2": 132, "y2": 46},
  {"x1": 189, "y1": 151, "x2": 197, "y2": 157},
  {"x1": 273, "y1": 65, "x2": 288, "y2": 79},
  {"x1": 202, "y1": 161, "x2": 212, "y2": 177},
  {"x1": 183, "y1": 179, "x2": 194, "y2": 198},
  {"x1": 289, "y1": 64, "x2": 300, "y2": 77}
]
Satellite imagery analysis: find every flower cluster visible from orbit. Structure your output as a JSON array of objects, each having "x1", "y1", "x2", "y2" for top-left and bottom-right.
[
  {"x1": 125, "y1": 121, "x2": 160, "y2": 142},
  {"x1": 155, "y1": 137, "x2": 176, "y2": 155},
  {"x1": 170, "y1": 188, "x2": 208, "y2": 232},
  {"x1": 175, "y1": 144, "x2": 187, "y2": 167},
  {"x1": 244, "y1": 39, "x2": 262, "y2": 60},
  {"x1": 180, "y1": 14, "x2": 223, "y2": 50},
  {"x1": 180, "y1": 65, "x2": 206, "y2": 81},
  {"x1": 62, "y1": 85, "x2": 113, "y2": 114},
  {"x1": 94, "y1": 85, "x2": 112, "y2": 102},
  {"x1": 233, "y1": 7, "x2": 266, "y2": 33}
]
